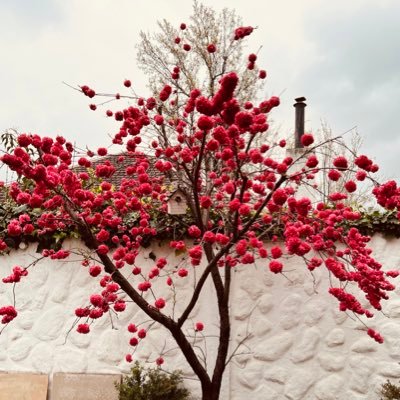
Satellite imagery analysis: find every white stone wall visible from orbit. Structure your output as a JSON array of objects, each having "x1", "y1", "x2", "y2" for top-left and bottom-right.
[{"x1": 1, "y1": 234, "x2": 400, "y2": 399}]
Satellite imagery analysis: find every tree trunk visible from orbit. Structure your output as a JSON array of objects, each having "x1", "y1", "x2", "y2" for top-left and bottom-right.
[{"x1": 201, "y1": 385, "x2": 221, "y2": 400}]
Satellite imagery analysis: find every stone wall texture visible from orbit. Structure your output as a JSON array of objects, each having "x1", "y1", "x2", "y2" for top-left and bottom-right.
[{"x1": 1, "y1": 234, "x2": 400, "y2": 399}]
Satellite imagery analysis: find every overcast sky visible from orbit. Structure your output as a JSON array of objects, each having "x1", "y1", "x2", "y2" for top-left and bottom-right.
[{"x1": 1, "y1": 0, "x2": 399, "y2": 180}]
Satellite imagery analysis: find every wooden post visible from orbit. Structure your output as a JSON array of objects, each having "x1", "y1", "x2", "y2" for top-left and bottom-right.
[{"x1": 294, "y1": 97, "x2": 306, "y2": 148}]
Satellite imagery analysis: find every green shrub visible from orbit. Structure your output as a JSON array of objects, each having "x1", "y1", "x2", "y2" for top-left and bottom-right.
[
  {"x1": 116, "y1": 361, "x2": 191, "y2": 400},
  {"x1": 381, "y1": 380, "x2": 400, "y2": 400}
]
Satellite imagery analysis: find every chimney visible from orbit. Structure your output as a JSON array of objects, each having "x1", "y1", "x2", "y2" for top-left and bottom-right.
[{"x1": 294, "y1": 97, "x2": 306, "y2": 148}]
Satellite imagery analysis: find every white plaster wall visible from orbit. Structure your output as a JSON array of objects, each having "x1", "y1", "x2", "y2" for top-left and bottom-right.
[{"x1": 1, "y1": 235, "x2": 400, "y2": 399}]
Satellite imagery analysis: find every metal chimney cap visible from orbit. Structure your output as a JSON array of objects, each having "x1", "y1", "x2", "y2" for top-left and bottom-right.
[{"x1": 294, "y1": 97, "x2": 306, "y2": 103}]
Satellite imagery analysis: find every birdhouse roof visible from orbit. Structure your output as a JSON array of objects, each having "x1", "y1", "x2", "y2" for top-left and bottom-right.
[{"x1": 166, "y1": 187, "x2": 186, "y2": 200}]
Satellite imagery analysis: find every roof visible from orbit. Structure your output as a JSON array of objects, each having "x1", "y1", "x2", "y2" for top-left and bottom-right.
[{"x1": 75, "y1": 153, "x2": 162, "y2": 187}]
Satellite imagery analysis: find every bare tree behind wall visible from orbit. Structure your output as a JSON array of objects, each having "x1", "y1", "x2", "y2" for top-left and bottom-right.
[
  {"x1": 137, "y1": 1, "x2": 265, "y2": 105},
  {"x1": 315, "y1": 122, "x2": 373, "y2": 207}
]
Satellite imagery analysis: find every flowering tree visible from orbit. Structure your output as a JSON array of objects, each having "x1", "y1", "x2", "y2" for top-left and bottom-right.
[{"x1": 0, "y1": 8, "x2": 399, "y2": 400}]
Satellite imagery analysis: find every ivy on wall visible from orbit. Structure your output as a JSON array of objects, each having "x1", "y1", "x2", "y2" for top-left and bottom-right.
[{"x1": 1, "y1": 183, "x2": 398, "y2": 255}]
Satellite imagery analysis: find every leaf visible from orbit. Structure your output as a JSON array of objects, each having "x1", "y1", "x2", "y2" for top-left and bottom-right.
[
  {"x1": 174, "y1": 248, "x2": 187, "y2": 257},
  {"x1": 54, "y1": 232, "x2": 67, "y2": 243},
  {"x1": 70, "y1": 231, "x2": 80, "y2": 239},
  {"x1": 12, "y1": 205, "x2": 28, "y2": 214}
]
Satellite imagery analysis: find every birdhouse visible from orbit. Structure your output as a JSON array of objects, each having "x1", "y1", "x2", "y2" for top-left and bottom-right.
[{"x1": 167, "y1": 189, "x2": 187, "y2": 215}]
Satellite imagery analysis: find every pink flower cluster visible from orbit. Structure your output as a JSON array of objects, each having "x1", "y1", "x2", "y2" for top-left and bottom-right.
[
  {"x1": 0, "y1": 306, "x2": 17, "y2": 324},
  {"x1": 2, "y1": 266, "x2": 28, "y2": 283},
  {"x1": 234, "y1": 26, "x2": 254, "y2": 40}
]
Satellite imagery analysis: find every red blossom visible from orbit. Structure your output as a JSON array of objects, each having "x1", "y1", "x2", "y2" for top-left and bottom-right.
[
  {"x1": 270, "y1": 246, "x2": 283, "y2": 259},
  {"x1": 155, "y1": 298, "x2": 166, "y2": 309},
  {"x1": 90, "y1": 294, "x2": 103, "y2": 307},
  {"x1": 301, "y1": 134, "x2": 314, "y2": 147},
  {"x1": 89, "y1": 308, "x2": 103, "y2": 319},
  {"x1": 356, "y1": 170, "x2": 367, "y2": 181},
  {"x1": 156, "y1": 357, "x2": 164, "y2": 366},
  {"x1": 2, "y1": 266, "x2": 28, "y2": 284},
  {"x1": 200, "y1": 196, "x2": 212, "y2": 208},
  {"x1": 234, "y1": 26, "x2": 254, "y2": 40},
  {"x1": 188, "y1": 225, "x2": 202, "y2": 238},
  {"x1": 248, "y1": 53, "x2": 257, "y2": 62},
  {"x1": 203, "y1": 231, "x2": 216, "y2": 243},
  {"x1": 189, "y1": 246, "x2": 202, "y2": 260},
  {"x1": 329, "y1": 192, "x2": 348, "y2": 201},
  {"x1": 178, "y1": 268, "x2": 188, "y2": 277},
  {"x1": 156, "y1": 258, "x2": 167, "y2": 269},
  {"x1": 129, "y1": 337, "x2": 138, "y2": 346},
  {"x1": 97, "y1": 245, "x2": 109, "y2": 255},
  {"x1": 96, "y1": 229, "x2": 110, "y2": 242},
  {"x1": 81, "y1": 85, "x2": 95, "y2": 98},
  {"x1": 170, "y1": 241, "x2": 186, "y2": 251},
  {"x1": 328, "y1": 169, "x2": 341, "y2": 181},
  {"x1": 197, "y1": 115, "x2": 214, "y2": 131},
  {"x1": 128, "y1": 323, "x2": 137, "y2": 333},
  {"x1": 159, "y1": 85, "x2": 172, "y2": 101},
  {"x1": 114, "y1": 300, "x2": 126, "y2": 312},
  {"x1": 258, "y1": 70, "x2": 267, "y2": 79},
  {"x1": 50, "y1": 250, "x2": 70, "y2": 260},
  {"x1": 234, "y1": 112, "x2": 253, "y2": 130},
  {"x1": 195, "y1": 322, "x2": 204, "y2": 331},
  {"x1": 75, "y1": 308, "x2": 90, "y2": 318},
  {"x1": 89, "y1": 266, "x2": 102, "y2": 277},
  {"x1": 344, "y1": 180, "x2": 357, "y2": 193},
  {"x1": 77, "y1": 324, "x2": 90, "y2": 334},
  {"x1": 306, "y1": 155, "x2": 319, "y2": 168},
  {"x1": 0, "y1": 306, "x2": 18, "y2": 324},
  {"x1": 355, "y1": 155, "x2": 373, "y2": 171},
  {"x1": 272, "y1": 189, "x2": 288, "y2": 206},
  {"x1": 216, "y1": 233, "x2": 229, "y2": 245},
  {"x1": 97, "y1": 147, "x2": 107, "y2": 156},
  {"x1": 138, "y1": 281, "x2": 151, "y2": 292},
  {"x1": 138, "y1": 328, "x2": 147, "y2": 339},
  {"x1": 8, "y1": 222, "x2": 22, "y2": 236},
  {"x1": 269, "y1": 260, "x2": 283, "y2": 274},
  {"x1": 333, "y1": 156, "x2": 348, "y2": 170}
]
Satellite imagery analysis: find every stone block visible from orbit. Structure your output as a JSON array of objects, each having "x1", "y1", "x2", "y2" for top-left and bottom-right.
[
  {"x1": 325, "y1": 328, "x2": 345, "y2": 347},
  {"x1": 290, "y1": 327, "x2": 320, "y2": 363},
  {"x1": 284, "y1": 369, "x2": 316, "y2": 400},
  {"x1": 236, "y1": 362, "x2": 263, "y2": 390},
  {"x1": 0, "y1": 372, "x2": 48, "y2": 400},
  {"x1": 254, "y1": 331, "x2": 293, "y2": 362},
  {"x1": 52, "y1": 373, "x2": 121, "y2": 400},
  {"x1": 314, "y1": 374, "x2": 344, "y2": 400},
  {"x1": 317, "y1": 351, "x2": 346, "y2": 372}
]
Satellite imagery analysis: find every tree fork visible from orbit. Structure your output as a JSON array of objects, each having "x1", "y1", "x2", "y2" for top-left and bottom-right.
[{"x1": 70, "y1": 212, "x2": 214, "y2": 389}]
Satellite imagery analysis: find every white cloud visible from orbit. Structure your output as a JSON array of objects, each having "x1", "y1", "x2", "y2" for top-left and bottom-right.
[{"x1": 1, "y1": 0, "x2": 399, "y2": 178}]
